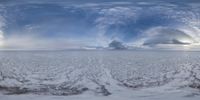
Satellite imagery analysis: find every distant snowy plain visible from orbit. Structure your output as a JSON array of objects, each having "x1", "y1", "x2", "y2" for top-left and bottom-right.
[{"x1": 0, "y1": 50, "x2": 200, "y2": 100}]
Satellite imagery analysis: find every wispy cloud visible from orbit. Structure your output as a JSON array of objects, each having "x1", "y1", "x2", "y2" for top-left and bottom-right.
[
  {"x1": 0, "y1": 1, "x2": 200, "y2": 50},
  {"x1": 94, "y1": 6, "x2": 140, "y2": 46}
]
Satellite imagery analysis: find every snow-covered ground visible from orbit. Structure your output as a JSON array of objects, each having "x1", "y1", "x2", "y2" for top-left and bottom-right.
[{"x1": 0, "y1": 50, "x2": 200, "y2": 100}]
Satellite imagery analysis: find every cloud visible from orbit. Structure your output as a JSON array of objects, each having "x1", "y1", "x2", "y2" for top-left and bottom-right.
[
  {"x1": 94, "y1": 6, "x2": 140, "y2": 47},
  {"x1": 142, "y1": 27, "x2": 196, "y2": 46},
  {"x1": 0, "y1": 31, "x2": 4, "y2": 47},
  {"x1": 2, "y1": 35, "x2": 89, "y2": 50},
  {"x1": 0, "y1": 13, "x2": 5, "y2": 48},
  {"x1": 95, "y1": 6, "x2": 139, "y2": 28},
  {"x1": 131, "y1": 26, "x2": 200, "y2": 50},
  {"x1": 108, "y1": 40, "x2": 126, "y2": 49},
  {"x1": 1, "y1": 1, "x2": 200, "y2": 50}
]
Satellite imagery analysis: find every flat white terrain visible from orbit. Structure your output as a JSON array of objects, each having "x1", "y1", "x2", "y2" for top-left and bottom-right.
[{"x1": 0, "y1": 50, "x2": 200, "y2": 100}]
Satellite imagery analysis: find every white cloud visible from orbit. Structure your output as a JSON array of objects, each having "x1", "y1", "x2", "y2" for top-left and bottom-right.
[
  {"x1": 0, "y1": 14, "x2": 5, "y2": 48},
  {"x1": 94, "y1": 6, "x2": 140, "y2": 47},
  {"x1": 0, "y1": 31, "x2": 4, "y2": 47},
  {"x1": 133, "y1": 26, "x2": 200, "y2": 50},
  {"x1": 1, "y1": 1, "x2": 200, "y2": 50},
  {"x1": 2, "y1": 35, "x2": 91, "y2": 50},
  {"x1": 73, "y1": 2, "x2": 132, "y2": 8},
  {"x1": 144, "y1": 27, "x2": 195, "y2": 45},
  {"x1": 95, "y1": 7, "x2": 138, "y2": 28}
]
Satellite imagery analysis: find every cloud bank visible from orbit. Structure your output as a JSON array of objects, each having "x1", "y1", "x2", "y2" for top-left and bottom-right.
[
  {"x1": 0, "y1": 0, "x2": 200, "y2": 50},
  {"x1": 142, "y1": 27, "x2": 196, "y2": 46}
]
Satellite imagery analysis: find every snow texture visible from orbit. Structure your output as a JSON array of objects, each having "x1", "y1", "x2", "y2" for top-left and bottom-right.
[{"x1": 0, "y1": 51, "x2": 200, "y2": 100}]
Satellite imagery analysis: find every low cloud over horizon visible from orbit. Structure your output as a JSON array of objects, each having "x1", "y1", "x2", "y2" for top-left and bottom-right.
[{"x1": 0, "y1": 0, "x2": 200, "y2": 50}]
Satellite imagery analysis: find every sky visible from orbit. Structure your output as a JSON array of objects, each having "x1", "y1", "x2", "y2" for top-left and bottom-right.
[{"x1": 0, "y1": 0, "x2": 200, "y2": 50}]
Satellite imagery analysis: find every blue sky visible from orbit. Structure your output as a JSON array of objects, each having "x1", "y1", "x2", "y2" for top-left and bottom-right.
[{"x1": 0, "y1": 0, "x2": 200, "y2": 50}]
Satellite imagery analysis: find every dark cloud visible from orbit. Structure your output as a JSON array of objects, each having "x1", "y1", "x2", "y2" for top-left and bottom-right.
[{"x1": 109, "y1": 40, "x2": 126, "y2": 49}]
